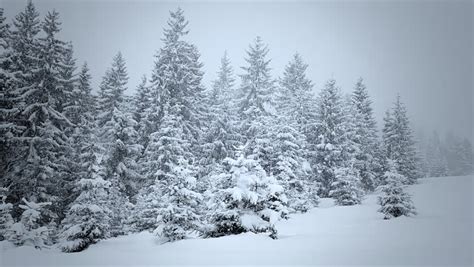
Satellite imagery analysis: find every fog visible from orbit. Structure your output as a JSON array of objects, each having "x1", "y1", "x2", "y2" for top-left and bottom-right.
[{"x1": 3, "y1": 0, "x2": 472, "y2": 141}]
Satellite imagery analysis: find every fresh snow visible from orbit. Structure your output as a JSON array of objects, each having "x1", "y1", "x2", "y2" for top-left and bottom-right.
[{"x1": 1, "y1": 175, "x2": 472, "y2": 266}]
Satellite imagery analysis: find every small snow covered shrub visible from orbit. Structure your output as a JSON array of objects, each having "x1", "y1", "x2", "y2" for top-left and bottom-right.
[
  {"x1": 207, "y1": 153, "x2": 288, "y2": 239},
  {"x1": 59, "y1": 176, "x2": 112, "y2": 252},
  {"x1": 329, "y1": 165, "x2": 364, "y2": 206},
  {"x1": 0, "y1": 188, "x2": 14, "y2": 241},
  {"x1": 8, "y1": 198, "x2": 51, "y2": 249},
  {"x1": 378, "y1": 160, "x2": 416, "y2": 219}
]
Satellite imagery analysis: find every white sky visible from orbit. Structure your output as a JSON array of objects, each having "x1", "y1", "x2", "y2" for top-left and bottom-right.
[{"x1": 3, "y1": 0, "x2": 473, "y2": 142}]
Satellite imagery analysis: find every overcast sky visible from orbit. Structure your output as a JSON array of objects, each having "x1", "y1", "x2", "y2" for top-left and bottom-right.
[{"x1": 3, "y1": 0, "x2": 473, "y2": 142}]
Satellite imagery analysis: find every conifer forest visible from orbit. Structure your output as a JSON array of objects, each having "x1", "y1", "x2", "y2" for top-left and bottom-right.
[{"x1": 0, "y1": 1, "x2": 472, "y2": 265}]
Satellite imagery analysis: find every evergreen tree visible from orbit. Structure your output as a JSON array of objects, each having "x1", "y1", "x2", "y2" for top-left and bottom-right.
[
  {"x1": 132, "y1": 75, "x2": 151, "y2": 151},
  {"x1": 97, "y1": 52, "x2": 128, "y2": 128},
  {"x1": 152, "y1": 108, "x2": 202, "y2": 242},
  {"x1": 137, "y1": 8, "x2": 205, "y2": 241},
  {"x1": 96, "y1": 53, "x2": 139, "y2": 236},
  {"x1": 0, "y1": 187, "x2": 14, "y2": 241},
  {"x1": 59, "y1": 166, "x2": 111, "y2": 252},
  {"x1": 273, "y1": 125, "x2": 316, "y2": 212},
  {"x1": 454, "y1": 138, "x2": 473, "y2": 175},
  {"x1": 350, "y1": 78, "x2": 379, "y2": 192},
  {"x1": 382, "y1": 95, "x2": 419, "y2": 184},
  {"x1": 200, "y1": 52, "x2": 239, "y2": 179},
  {"x1": 29, "y1": 10, "x2": 75, "y2": 221},
  {"x1": 102, "y1": 108, "x2": 139, "y2": 235},
  {"x1": 59, "y1": 58, "x2": 112, "y2": 251},
  {"x1": 148, "y1": 7, "x2": 206, "y2": 148},
  {"x1": 207, "y1": 148, "x2": 287, "y2": 239},
  {"x1": 329, "y1": 164, "x2": 364, "y2": 206},
  {"x1": 1, "y1": 1, "x2": 41, "y2": 217},
  {"x1": 278, "y1": 53, "x2": 316, "y2": 136},
  {"x1": 8, "y1": 198, "x2": 52, "y2": 249},
  {"x1": 238, "y1": 37, "x2": 276, "y2": 173},
  {"x1": 314, "y1": 79, "x2": 346, "y2": 197},
  {"x1": 4, "y1": 9, "x2": 74, "y2": 226},
  {"x1": 278, "y1": 53, "x2": 319, "y2": 196},
  {"x1": 213, "y1": 51, "x2": 235, "y2": 97},
  {"x1": 378, "y1": 160, "x2": 416, "y2": 219},
  {"x1": 0, "y1": 7, "x2": 15, "y2": 184},
  {"x1": 425, "y1": 131, "x2": 448, "y2": 177}
]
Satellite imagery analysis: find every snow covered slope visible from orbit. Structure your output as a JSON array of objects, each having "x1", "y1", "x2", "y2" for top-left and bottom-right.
[{"x1": 1, "y1": 175, "x2": 472, "y2": 266}]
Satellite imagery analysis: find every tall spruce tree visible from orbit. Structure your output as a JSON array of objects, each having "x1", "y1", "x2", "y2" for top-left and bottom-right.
[
  {"x1": 200, "y1": 52, "x2": 239, "y2": 181},
  {"x1": 60, "y1": 61, "x2": 110, "y2": 251},
  {"x1": 135, "y1": 8, "x2": 205, "y2": 241},
  {"x1": 97, "y1": 53, "x2": 139, "y2": 236},
  {"x1": 97, "y1": 52, "x2": 128, "y2": 128},
  {"x1": 1, "y1": 1, "x2": 41, "y2": 217},
  {"x1": 132, "y1": 75, "x2": 151, "y2": 151},
  {"x1": 59, "y1": 138, "x2": 111, "y2": 252},
  {"x1": 278, "y1": 53, "x2": 318, "y2": 199},
  {"x1": 350, "y1": 78, "x2": 379, "y2": 192},
  {"x1": 3, "y1": 8, "x2": 75, "y2": 226},
  {"x1": 314, "y1": 79, "x2": 346, "y2": 197},
  {"x1": 0, "y1": 7, "x2": 15, "y2": 185},
  {"x1": 278, "y1": 53, "x2": 316, "y2": 136},
  {"x1": 238, "y1": 37, "x2": 276, "y2": 173},
  {"x1": 382, "y1": 95, "x2": 419, "y2": 184}
]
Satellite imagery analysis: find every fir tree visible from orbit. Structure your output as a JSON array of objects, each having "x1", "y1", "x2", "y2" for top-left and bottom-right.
[
  {"x1": 207, "y1": 148, "x2": 287, "y2": 239},
  {"x1": 0, "y1": 8, "x2": 15, "y2": 184},
  {"x1": 329, "y1": 164, "x2": 364, "y2": 206},
  {"x1": 238, "y1": 37, "x2": 276, "y2": 173},
  {"x1": 425, "y1": 131, "x2": 448, "y2": 177},
  {"x1": 136, "y1": 8, "x2": 205, "y2": 241},
  {"x1": 277, "y1": 53, "x2": 318, "y2": 196},
  {"x1": 148, "y1": 7, "x2": 205, "y2": 147},
  {"x1": 0, "y1": 187, "x2": 14, "y2": 241},
  {"x1": 314, "y1": 79, "x2": 346, "y2": 197},
  {"x1": 454, "y1": 138, "x2": 473, "y2": 175},
  {"x1": 152, "y1": 108, "x2": 202, "y2": 242},
  {"x1": 8, "y1": 198, "x2": 52, "y2": 249},
  {"x1": 350, "y1": 78, "x2": 379, "y2": 192},
  {"x1": 59, "y1": 169, "x2": 111, "y2": 252},
  {"x1": 200, "y1": 52, "x2": 239, "y2": 179},
  {"x1": 4, "y1": 9, "x2": 74, "y2": 226},
  {"x1": 1, "y1": 1, "x2": 41, "y2": 217},
  {"x1": 273, "y1": 125, "x2": 316, "y2": 212},
  {"x1": 382, "y1": 95, "x2": 419, "y2": 184},
  {"x1": 132, "y1": 75, "x2": 151, "y2": 151},
  {"x1": 102, "y1": 108, "x2": 140, "y2": 235},
  {"x1": 97, "y1": 52, "x2": 129, "y2": 128},
  {"x1": 278, "y1": 53, "x2": 316, "y2": 136},
  {"x1": 96, "y1": 53, "x2": 139, "y2": 236},
  {"x1": 443, "y1": 133, "x2": 471, "y2": 176},
  {"x1": 378, "y1": 160, "x2": 416, "y2": 219}
]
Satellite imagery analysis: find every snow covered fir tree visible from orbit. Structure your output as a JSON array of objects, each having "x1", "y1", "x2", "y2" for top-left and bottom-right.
[
  {"x1": 378, "y1": 160, "x2": 416, "y2": 219},
  {"x1": 0, "y1": 2, "x2": 472, "y2": 255}
]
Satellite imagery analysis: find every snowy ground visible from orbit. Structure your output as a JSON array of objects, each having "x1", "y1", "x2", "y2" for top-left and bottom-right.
[{"x1": 1, "y1": 175, "x2": 472, "y2": 266}]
